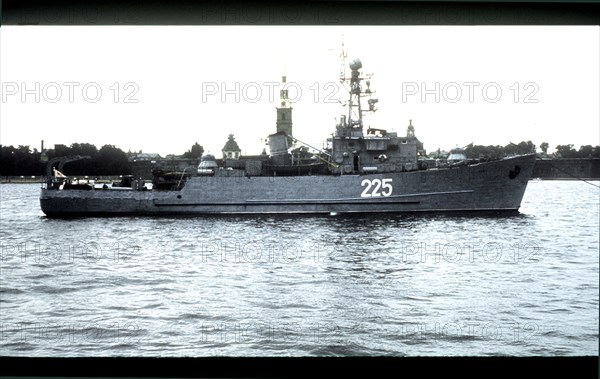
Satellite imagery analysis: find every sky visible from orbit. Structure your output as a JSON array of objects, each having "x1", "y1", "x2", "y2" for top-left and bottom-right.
[{"x1": 1, "y1": 25, "x2": 598, "y2": 157}]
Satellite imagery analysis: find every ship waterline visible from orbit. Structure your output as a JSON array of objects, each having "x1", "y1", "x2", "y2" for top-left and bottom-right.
[{"x1": 40, "y1": 154, "x2": 536, "y2": 216}]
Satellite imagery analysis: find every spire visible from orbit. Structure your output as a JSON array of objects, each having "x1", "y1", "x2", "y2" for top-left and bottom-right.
[
  {"x1": 279, "y1": 75, "x2": 290, "y2": 108},
  {"x1": 407, "y1": 119, "x2": 415, "y2": 138},
  {"x1": 276, "y1": 75, "x2": 293, "y2": 143}
]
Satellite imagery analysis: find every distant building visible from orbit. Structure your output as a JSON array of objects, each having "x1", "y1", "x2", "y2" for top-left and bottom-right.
[
  {"x1": 406, "y1": 119, "x2": 425, "y2": 156},
  {"x1": 428, "y1": 149, "x2": 450, "y2": 159},
  {"x1": 222, "y1": 134, "x2": 241, "y2": 160},
  {"x1": 129, "y1": 152, "x2": 162, "y2": 162},
  {"x1": 53, "y1": 144, "x2": 68, "y2": 155},
  {"x1": 447, "y1": 146, "x2": 467, "y2": 162}
]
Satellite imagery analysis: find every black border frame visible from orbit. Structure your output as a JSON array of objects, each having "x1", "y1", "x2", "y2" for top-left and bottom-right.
[{"x1": 1, "y1": 1, "x2": 598, "y2": 378}]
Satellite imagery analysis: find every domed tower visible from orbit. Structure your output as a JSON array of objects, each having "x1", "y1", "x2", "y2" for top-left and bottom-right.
[{"x1": 222, "y1": 134, "x2": 241, "y2": 160}]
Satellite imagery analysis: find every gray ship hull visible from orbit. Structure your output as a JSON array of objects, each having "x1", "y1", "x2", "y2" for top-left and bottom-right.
[{"x1": 40, "y1": 154, "x2": 536, "y2": 217}]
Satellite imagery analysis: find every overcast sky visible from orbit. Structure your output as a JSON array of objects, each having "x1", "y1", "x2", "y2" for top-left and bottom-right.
[{"x1": 1, "y1": 26, "x2": 598, "y2": 156}]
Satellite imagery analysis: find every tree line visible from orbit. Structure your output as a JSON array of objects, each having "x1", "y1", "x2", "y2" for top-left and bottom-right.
[
  {"x1": 547, "y1": 144, "x2": 600, "y2": 159},
  {"x1": 0, "y1": 142, "x2": 204, "y2": 176},
  {"x1": 1, "y1": 141, "x2": 598, "y2": 176},
  {"x1": 463, "y1": 141, "x2": 600, "y2": 160}
]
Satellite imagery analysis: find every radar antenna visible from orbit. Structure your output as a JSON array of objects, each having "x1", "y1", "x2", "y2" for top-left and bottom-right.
[
  {"x1": 341, "y1": 57, "x2": 378, "y2": 130},
  {"x1": 336, "y1": 36, "x2": 378, "y2": 131}
]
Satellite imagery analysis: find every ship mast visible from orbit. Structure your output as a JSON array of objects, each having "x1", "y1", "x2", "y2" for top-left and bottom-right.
[
  {"x1": 339, "y1": 42, "x2": 377, "y2": 132},
  {"x1": 348, "y1": 58, "x2": 363, "y2": 128}
]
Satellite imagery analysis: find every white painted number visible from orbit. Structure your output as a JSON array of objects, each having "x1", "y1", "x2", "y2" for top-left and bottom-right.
[
  {"x1": 361, "y1": 178, "x2": 392, "y2": 197},
  {"x1": 361, "y1": 179, "x2": 372, "y2": 197},
  {"x1": 381, "y1": 178, "x2": 392, "y2": 196}
]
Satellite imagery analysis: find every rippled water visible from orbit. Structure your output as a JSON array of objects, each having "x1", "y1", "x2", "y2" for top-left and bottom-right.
[{"x1": 0, "y1": 181, "x2": 598, "y2": 356}]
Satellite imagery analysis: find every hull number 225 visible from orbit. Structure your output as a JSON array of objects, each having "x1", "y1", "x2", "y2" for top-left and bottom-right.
[{"x1": 361, "y1": 178, "x2": 393, "y2": 197}]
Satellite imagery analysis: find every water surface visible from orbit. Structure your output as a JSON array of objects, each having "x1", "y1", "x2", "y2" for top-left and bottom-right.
[{"x1": 0, "y1": 180, "x2": 598, "y2": 356}]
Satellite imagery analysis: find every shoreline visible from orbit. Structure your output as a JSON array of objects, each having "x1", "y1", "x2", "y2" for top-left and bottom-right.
[
  {"x1": 1, "y1": 176, "x2": 121, "y2": 184},
  {"x1": 2, "y1": 178, "x2": 599, "y2": 184}
]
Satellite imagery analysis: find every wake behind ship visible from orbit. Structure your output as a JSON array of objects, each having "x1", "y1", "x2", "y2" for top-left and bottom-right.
[{"x1": 40, "y1": 56, "x2": 536, "y2": 217}]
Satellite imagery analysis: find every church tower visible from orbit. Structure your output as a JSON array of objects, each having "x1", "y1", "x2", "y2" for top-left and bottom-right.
[
  {"x1": 222, "y1": 134, "x2": 241, "y2": 160},
  {"x1": 276, "y1": 76, "x2": 293, "y2": 146},
  {"x1": 406, "y1": 119, "x2": 425, "y2": 156}
]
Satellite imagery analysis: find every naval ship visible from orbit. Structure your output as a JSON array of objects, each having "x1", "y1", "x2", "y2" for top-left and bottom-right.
[{"x1": 40, "y1": 57, "x2": 536, "y2": 216}]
